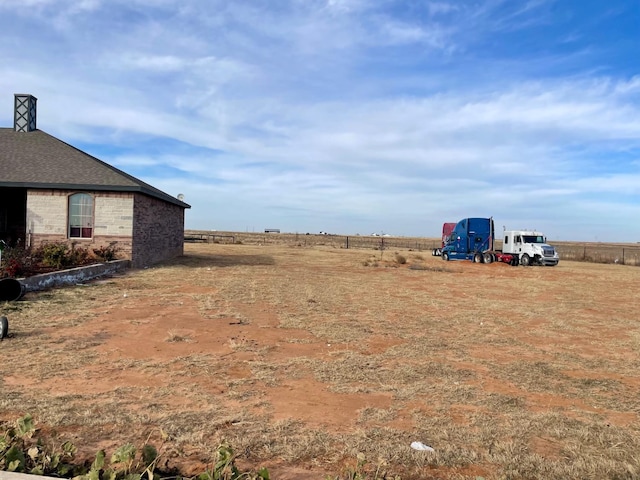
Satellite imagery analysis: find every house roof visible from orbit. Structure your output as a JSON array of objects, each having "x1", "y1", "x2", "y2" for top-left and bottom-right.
[{"x1": 0, "y1": 128, "x2": 190, "y2": 208}]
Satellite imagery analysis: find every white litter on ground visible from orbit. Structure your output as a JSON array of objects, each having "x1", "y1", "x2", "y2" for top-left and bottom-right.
[{"x1": 410, "y1": 441, "x2": 435, "y2": 452}]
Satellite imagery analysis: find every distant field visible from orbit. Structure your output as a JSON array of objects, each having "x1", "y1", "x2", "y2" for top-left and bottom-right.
[{"x1": 186, "y1": 230, "x2": 640, "y2": 266}]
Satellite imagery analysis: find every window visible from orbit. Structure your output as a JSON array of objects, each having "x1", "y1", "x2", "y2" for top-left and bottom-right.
[
  {"x1": 68, "y1": 193, "x2": 93, "y2": 238},
  {"x1": 523, "y1": 235, "x2": 545, "y2": 244}
]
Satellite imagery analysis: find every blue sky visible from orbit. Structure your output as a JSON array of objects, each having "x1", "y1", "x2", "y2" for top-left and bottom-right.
[{"x1": 1, "y1": 0, "x2": 639, "y2": 241}]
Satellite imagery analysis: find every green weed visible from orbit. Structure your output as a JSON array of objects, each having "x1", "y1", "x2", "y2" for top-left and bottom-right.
[{"x1": 1, "y1": 415, "x2": 270, "y2": 480}]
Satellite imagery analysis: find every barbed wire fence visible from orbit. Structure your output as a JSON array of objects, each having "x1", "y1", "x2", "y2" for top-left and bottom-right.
[{"x1": 185, "y1": 231, "x2": 640, "y2": 267}]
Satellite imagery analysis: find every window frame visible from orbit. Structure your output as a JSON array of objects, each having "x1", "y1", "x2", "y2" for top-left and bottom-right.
[{"x1": 68, "y1": 192, "x2": 95, "y2": 239}]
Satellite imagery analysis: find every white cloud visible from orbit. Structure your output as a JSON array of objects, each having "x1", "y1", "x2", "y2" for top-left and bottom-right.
[
  {"x1": 1, "y1": 0, "x2": 639, "y2": 240},
  {"x1": 427, "y1": 2, "x2": 459, "y2": 16},
  {"x1": 325, "y1": 0, "x2": 371, "y2": 14},
  {"x1": 118, "y1": 54, "x2": 188, "y2": 72},
  {"x1": 614, "y1": 76, "x2": 640, "y2": 95},
  {"x1": 0, "y1": 0, "x2": 57, "y2": 7},
  {"x1": 374, "y1": 19, "x2": 450, "y2": 48}
]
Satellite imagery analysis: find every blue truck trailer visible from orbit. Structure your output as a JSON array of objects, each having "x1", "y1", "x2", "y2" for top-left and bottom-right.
[{"x1": 441, "y1": 217, "x2": 519, "y2": 266}]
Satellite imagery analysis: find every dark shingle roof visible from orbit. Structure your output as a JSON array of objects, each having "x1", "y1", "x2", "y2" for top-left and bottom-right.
[{"x1": 0, "y1": 128, "x2": 190, "y2": 208}]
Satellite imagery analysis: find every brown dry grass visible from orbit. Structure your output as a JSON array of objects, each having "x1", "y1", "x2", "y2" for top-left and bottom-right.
[
  {"x1": 186, "y1": 229, "x2": 640, "y2": 266},
  {"x1": 1, "y1": 242, "x2": 639, "y2": 479}
]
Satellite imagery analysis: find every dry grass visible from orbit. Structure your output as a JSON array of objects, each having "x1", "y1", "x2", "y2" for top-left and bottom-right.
[
  {"x1": 165, "y1": 330, "x2": 192, "y2": 343},
  {"x1": 1, "y1": 242, "x2": 639, "y2": 479},
  {"x1": 186, "y1": 230, "x2": 640, "y2": 266}
]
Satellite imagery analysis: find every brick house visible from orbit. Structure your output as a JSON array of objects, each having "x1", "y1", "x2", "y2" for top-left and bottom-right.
[{"x1": 0, "y1": 94, "x2": 190, "y2": 268}]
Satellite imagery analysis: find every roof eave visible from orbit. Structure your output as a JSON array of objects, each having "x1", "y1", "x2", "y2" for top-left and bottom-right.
[{"x1": 0, "y1": 182, "x2": 191, "y2": 209}]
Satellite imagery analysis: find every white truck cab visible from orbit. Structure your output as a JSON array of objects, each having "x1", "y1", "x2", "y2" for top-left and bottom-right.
[{"x1": 502, "y1": 230, "x2": 559, "y2": 266}]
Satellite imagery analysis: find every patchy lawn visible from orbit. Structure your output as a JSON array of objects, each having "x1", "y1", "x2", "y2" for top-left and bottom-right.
[{"x1": 1, "y1": 243, "x2": 639, "y2": 479}]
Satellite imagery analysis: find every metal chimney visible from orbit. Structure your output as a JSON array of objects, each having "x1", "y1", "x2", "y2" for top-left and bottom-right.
[{"x1": 14, "y1": 94, "x2": 37, "y2": 132}]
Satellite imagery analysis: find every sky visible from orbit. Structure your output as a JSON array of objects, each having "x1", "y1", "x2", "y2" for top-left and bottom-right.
[{"x1": 1, "y1": 0, "x2": 639, "y2": 242}]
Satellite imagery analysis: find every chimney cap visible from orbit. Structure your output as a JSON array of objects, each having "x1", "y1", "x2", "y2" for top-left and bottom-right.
[{"x1": 14, "y1": 94, "x2": 38, "y2": 102}]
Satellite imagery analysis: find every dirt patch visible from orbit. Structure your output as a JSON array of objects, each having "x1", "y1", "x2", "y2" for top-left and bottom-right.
[{"x1": 1, "y1": 243, "x2": 639, "y2": 479}]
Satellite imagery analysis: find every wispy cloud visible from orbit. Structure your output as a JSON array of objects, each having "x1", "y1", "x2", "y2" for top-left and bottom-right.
[{"x1": 1, "y1": 0, "x2": 639, "y2": 240}]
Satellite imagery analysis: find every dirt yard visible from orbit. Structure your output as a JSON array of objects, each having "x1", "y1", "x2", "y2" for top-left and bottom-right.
[{"x1": 1, "y1": 243, "x2": 639, "y2": 479}]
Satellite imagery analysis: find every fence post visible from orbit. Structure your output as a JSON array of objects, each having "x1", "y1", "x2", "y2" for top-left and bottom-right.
[
  {"x1": 622, "y1": 248, "x2": 625, "y2": 265},
  {"x1": 346, "y1": 236, "x2": 349, "y2": 249},
  {"x1": 583, "y1": 246, "x2": 586, "y2": 260}
]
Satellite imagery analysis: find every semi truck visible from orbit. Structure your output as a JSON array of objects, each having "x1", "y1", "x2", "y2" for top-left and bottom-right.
[
  {"x1": 440, "y1": 218, "x2": 559, "y2": 266},
  {"x1": 502, "y1": 230, "x2": 559, "y2": 266},
  {"x1": 440, "y1": 217, "x2": 516, "y2": 265},
  {"x1": 431, "y1": 222, "x2": 456, "y2": 256}
]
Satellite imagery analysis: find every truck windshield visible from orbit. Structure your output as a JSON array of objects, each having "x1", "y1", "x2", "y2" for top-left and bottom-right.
[{"x1": 523, "y1": 235, "x2": 545, "y2": 243}]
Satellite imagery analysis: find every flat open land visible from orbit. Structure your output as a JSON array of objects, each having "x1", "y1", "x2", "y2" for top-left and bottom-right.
[{"x1": 1, "y1": 243, "x2": 639, "y2": 479}]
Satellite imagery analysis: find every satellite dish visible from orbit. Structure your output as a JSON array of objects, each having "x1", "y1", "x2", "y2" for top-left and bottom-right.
[{"x1": 177, "y1": 193, "x2": 185, "y2": 201}]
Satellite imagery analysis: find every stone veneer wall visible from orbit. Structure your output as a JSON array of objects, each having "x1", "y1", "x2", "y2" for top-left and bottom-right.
[
  {"x1": 131, "y1": 193, "x2": 185, "y2": 268},
  {"x1": 25, "y1": 190, "x2": 185, "y2": 268},
  {"x1": 26, "y1": 189, "x2": 134, "y2": 258}
]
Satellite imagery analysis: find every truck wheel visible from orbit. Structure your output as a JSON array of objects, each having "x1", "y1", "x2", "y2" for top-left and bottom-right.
[
  {"x1": 0, "y1": 316, "x2": 8, "y2": 339},
  {"x1": 521, "y1": 254, "x2": 531, "y2": 266},
  {"x1": 442, "y1": 252, "x2": 450, "y2": 261},
  {"x1": 483, "y1": 253, "x2": 493, "y2": 264},
  {"x1": 473, "y1": 253, "x2": 482, "y2": 263}
]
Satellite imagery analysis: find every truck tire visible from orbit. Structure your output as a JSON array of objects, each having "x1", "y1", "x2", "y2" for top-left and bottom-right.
[
  {"x1": 473, "y1": 253, "x2": 482, "y2": 263},
  {"x1": 521, "y1": 254, "x2": 531, "y2": 266},
  {"x1": 483, "y1": 252, "x2": 493, "y2": 264},
  {"x1": 443, "y1": 252, "x2": 450, "y2": 261}
]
